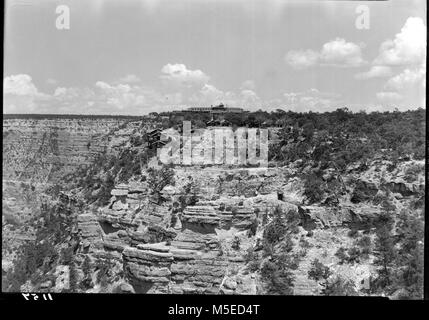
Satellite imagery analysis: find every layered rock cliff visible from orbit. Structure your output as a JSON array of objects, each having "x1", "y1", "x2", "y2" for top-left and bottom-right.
[{"x1": 2, "y1": 116, "x2": 425, "y2": 298}]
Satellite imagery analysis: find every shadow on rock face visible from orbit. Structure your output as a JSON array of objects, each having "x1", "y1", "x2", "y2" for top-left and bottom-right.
[
  {"x1": 99, "y1": 220, "x2": 122, "y2": 234},
  {"x1": 181, "y1": 222, "x2": 216, "y2": 235},
  {"x1": 129, "y1": 280, "x2": 154, "y2": 294}
]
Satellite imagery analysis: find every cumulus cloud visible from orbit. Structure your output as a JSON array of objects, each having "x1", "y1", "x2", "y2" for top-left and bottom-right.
[
  {"x1": 319, "y1": 38, "x2": 366, "y2": 67},
  {"x1": 189, "y1": 83, "x2": 262, "y2": 110},
  {"x1": 285, "y1": 38, "x2": 366, "y2": 69},
  {"x1": 4, "y1": 67, "x2": 267, "y2": 114},
  {"x1": 283, "y1": 88, "x2": 342, "y2": 112},
  {"x1": 49, "y1": 87, "x2": 99, "y2": 113},
  {"x1": 374, "y1": 17, "x2": 426, "y2": 66},
  {"x1": 4, "y1": 74, "x2": 43, "y2": 96},
  {"x1": 50, "y1": 82, "x2": 171, "y2": 115},
  {"x1": 118, "y1": 74, "x2": 142, "y2": 84},
  {"x1": 385, "y1": 64, "x2": 426, "y2": 91},
  {"x1": 240, "y1": 80, "x2": 256, "y2": 90},
  {"x1": 160, "y1": 63, "x2": 210, "y2": 88},
  {"x1": 3, "y1": 73, "x2": 163, "y2": 114},
  {"x1": 3, "y1": 74, "x2": 50, "y2": 113},
  {"x1": 378, "y1": 63, "x2": 426, "y2": 109},
  {"x1": 240, "y1": 89, "x2": 261, "y2": 107},
  {"x1": 370, "y1": 17, "x2": 427, "y2": 110},
  {"x1": 285, "y1": 50, "x2": 320, "y2": 69},
  {"x1": 354, "y1": 65, "x2": 393, "y2": 80},
  {"x1": 46, "y1": 78, "x2": 58, "y2": 85},
  {"x1": 376, "y1": 91, "x2": 403, "y2": 102},
  {"x1": 95, "y1": 81, "x2": 146, "y2": 110},
  {"x1": 283, "y1": 92, "x2": 298, "y2": 103},
  {"x1": 190, "y1": 84, "x2": 225, "y2": 105}
]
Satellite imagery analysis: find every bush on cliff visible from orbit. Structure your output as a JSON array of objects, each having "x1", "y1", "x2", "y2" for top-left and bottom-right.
[
  {"x1": 2, "y1": 197, "x2": 77, "y2": 292},
  {"x1": 263, "y1": 207, "x2": 287, "y2": 245},
  {"x1": 261, "y1": 254, "x2": 294, "y2": 295},
  {"x1": 371, "y1": 209, "x2": 424, "y2": 298},
  {"x1": 147, "y1": 165, "x2": 175, "y2": 197},
  {"x1": 308, "y1": 259, "x2": 331, "y2": 282},
  {"x1": 303, "y1": 173, "x2": 325, "y2": 204},
  {"x1": 322, "y1": 276, "x2": 358, "y2": 296},
  {"x1": 308, "y1": 259, "x2": 357, "y2": 296},
  {"x1": 231, "y1": 236, "x2": 241, "y2": 250},
  {"x1": 244, "y1": 248, "x2": 260, "y2": 272}
]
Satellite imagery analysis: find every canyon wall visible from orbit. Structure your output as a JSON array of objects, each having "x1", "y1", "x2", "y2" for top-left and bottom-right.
[{"x1": 3, "y1": 118, "x2": 128, "y2": 182}]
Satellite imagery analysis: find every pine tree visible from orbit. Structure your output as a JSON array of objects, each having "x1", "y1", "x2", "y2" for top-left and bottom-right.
[{"x1": 373, "y1": 223, "x2": 396, "y2": 292}]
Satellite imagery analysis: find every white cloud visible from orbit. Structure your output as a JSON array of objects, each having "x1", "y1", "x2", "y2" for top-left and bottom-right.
[
  {"x1": 4, "y1": 74, "x2": 41, "y2": 96},
  {"x1": 160, "y1": 63, "x2": 210, "y2": 88},
  {"x1": 189, "y1": 84, "x2": 262, "y2": 110},
  {"x1": 363, "y1": 104, "x2": 398, "y2": 113},
  {"x1": 376, "y1": 91, "x2": 403, "y2": 102},
  {"x1": 285, "y1": 49, "x2": 319, "y2": 69},
  {"x1": 3, "y1": 74, "x2": 50, "y2": 113},
  {"x1": 51, "y1": 82, "x2": 169, "y2": 115},
  {"x1": 190, "y1": 84, "x2": 225, "y2": 105},
  {"x1": 162, "y1": 92, "x2": 183, "y2": 105},
  {"x1": 3, "y1": 69, "x2": 264, "y2": 114},
  {"x1": 354, "y1": 65, "x2": 393, "y2": 80},
  {"x1": 374, "y1": 17, "x2": 426, "y2": 66},
  {"x1": 285, "y1": 38, "x2": 366, "y2": 69},
  {"x1": 94, "y1": 81, "x2": 147, "y2": 110},
  {"x1": 368, "y1": 17, "x2": 427, "y2": 110},
  {"x1": 3, "y1": 75, "x2": 157, "y2": 114},
  {"x1": 240, "y1": 80, "x2": 256, "y2": 90},
  {"x1": 319, "y1": 38, "x2": 366, "y2": 67},
  {"x1": 283, "y1": 88, "x2": 342, "y2": 112},
  {"x1": 283, "y1": 92, "x2": 298, "y2": 103},
  {"x1": 118, "y1": 74, "x2": 141, "y2": 84},
  {"x1": 385, "y1": 64, "x2": 426, "y2": 90},
  {"x1": 46, "y1": 78, "x2": 58, "y2": 85},
  {"x1": 240, "y1": 89, "x2": 261, "y2": 107}
]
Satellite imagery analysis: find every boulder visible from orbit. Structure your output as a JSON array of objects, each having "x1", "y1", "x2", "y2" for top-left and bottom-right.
[{"x1": 111, "y1": 189, "x2": 129, "y2": 197}]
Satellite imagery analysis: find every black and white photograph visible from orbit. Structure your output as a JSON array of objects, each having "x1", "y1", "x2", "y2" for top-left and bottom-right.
[{"x1": 1, "y1": 0, "x2": 427, "y2": 307}]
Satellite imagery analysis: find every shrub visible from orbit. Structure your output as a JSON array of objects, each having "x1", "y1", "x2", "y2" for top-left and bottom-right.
[
  {"x1": 289, "y1": 253, "x2": 301, "y2": 270},
  {"x1": 263, "y1": 207, "x2": 287, "y2": 245},
  {"x1": 404, "y1": 164, "x2": 422, "y2": 182},
  {"x1": 347, "y1": 229, "x2": 359, "y2": 238},
  {"x1": 98, "y1": 172, "x2": 115, "y2": 206},
  {"x1": 69, "y1": 263, "x2": 78, "y2": 292},
  {"x1": 303, "y1": 173, "x2": 325, "y2": 204},
  {"x1": 322, "y1": 276, "x2": 357, "y2": 296},
  {"x1": 96, "y1": 257, "x2": 114, "y2": 284},
  {"x1": 147, "y1": 165, "x2": 175, "y2": 198},
  {"x1": 262, "y1": 239, "x2": 274, "y2": 257},
  {"x1": 346, "y1": 247, "x2": 361, "y2": 264},
  {"x1": 81, "y1": 256, "x2": 91, "y2": 277},
  {"x1": 3, "y1": 201, "x2": 75, "y2": 292},
  {"x1": 356, "y1": 236, "x2": 372, "y2": 258},
  {"x1": 170, "y1": 213, "x2": 178, "y2": 227},
  {"x1": 299, "y1": 238, "x2": 312, "y2": 249},
  {"x1": 231, "y1": 236, "x2": 241, "y2": 251},
  {"x1": 60, "y1": 247, "x2": 74, "y2": 265},
  {"x1": 371, "y1": 209, "x2": 424, "y2": 298},
  {"x1": 279, "y1": 234, "x2": 294, "y2": 253},
  {"x1": 357, "y1": 235, "x2": 371, "y2": 248},
  {"x1": 261, "y1": 257, "x2": 294, "y2": 295},
  {"x1": 335, "y1": 247, "x2": 348, "y2": 264},
  {"x1": 245, "y1": 248, "x2": 260, "y2": 272},
  {"x1": 248, "y1": 219, "x2": 258, "y2": 237},
  {"x1": 308, "y1": 259, "x2": 331, "y2": 282}
]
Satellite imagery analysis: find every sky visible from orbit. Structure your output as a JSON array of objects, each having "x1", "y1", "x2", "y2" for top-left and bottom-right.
[{"x1": 3, "y1": 0, "x2": 427, "y2": 115}]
